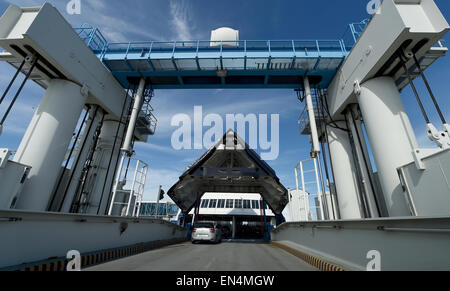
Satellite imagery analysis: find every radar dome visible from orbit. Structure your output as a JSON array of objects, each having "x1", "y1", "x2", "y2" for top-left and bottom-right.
[{"x1": 210, "y1": 27, "x2": 239, "y2": 47}]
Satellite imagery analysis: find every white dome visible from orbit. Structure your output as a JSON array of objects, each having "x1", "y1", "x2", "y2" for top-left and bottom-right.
[{"x1": 210, "y1": 27, "x2": 239, "y2": 47}]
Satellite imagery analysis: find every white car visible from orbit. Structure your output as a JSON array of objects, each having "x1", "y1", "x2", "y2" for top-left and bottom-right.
[{"x1": 192, "y1": 222, "x2": 222, "y2": 244}]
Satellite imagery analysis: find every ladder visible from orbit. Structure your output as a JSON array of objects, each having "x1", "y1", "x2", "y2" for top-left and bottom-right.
[
  {"x1": 108, "y1": 157, "x2": 149, "y2": 217},
  {"x1": 295, "y1": 158, "x2": 325, "y2": 221}
]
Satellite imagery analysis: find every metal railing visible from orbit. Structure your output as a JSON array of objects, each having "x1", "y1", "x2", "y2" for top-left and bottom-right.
[
  {"x1": 295, "y1": 158, "x2": 325, "y2": 221},
  {"x1": 139, "y1": 202, "x2": 179, "y2": 218},
  {"x1": 74, "y1": 24, "x2": 108, "y2": 52},
  {"x1": 342, "y1": 19, "x2": 369, "y2": 50},
  {"x1": 98, "y1": 39, "x2": 348, "y2": 59},
  {"x1": 298, "y1": 91, "x2": 326, "y2": 135},
  {"x1": 139, "y1": 104, "x2": 157, "y2": 135},
  {"x1": 137, "y1": 89, "x2": 157, "y2": 135},
  {"x1": 109, "y1": 158, "x2": 149, "y2": 217}
]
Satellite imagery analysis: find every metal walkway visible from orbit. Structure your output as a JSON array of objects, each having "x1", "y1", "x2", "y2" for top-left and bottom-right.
[{"x1": 75, "y1": 25, "x2": 350, "y2": 90}]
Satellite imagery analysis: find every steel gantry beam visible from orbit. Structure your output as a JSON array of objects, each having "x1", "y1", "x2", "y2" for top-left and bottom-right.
[{"x1": 86, "y1": 37, "x2": 349, "y2": 90}]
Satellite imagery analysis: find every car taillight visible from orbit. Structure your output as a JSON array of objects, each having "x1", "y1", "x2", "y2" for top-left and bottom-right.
[
  {"x1": 210, "y1": 228, "x2": 215, "y2": 233},
  {"x1": 193, "y1": 228, "x2": 196, "y2": 233}
]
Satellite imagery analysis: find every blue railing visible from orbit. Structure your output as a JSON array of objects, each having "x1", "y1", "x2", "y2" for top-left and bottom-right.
[
  {"x1": 74, "y1": 24, "x2": 357, "y2": 60},
  {"x1": 98, "y1": 39, "x2": 348, "y2": 60},
  {"x1": 74, "y1": 24, "x2": 108, "y2": 52},
  {"x1": 342, "y1": 19, "x2": 369, "y2": 50}
]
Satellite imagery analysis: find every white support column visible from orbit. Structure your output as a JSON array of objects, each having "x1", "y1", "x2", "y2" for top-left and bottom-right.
[
  {"x1": 59, "y1": 105, "x2": 104, "y2": 213},
  {"x1": 83, "y1": 119, "x2": 125, "y2": 215},
  {"x1": 358, "y1": 77, "x2": 419, "y2": 217},
  {"x1": 345, "y1": 108, "x2": 380, "y2": 218},
  {"x1": 13, "y1": 79, "x2": 87, "y2": 211},
  {"x1": 326, "y1": 121, "x2": 363, "y2": 219},
  {"x1": 122, "y1": 78, "x2": 145, "y2": 154},
  {"x1": 304, "y1": 76, "x2": 321, "y2": 154}
]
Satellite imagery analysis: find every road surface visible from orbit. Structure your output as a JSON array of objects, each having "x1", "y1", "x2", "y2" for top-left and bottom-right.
[{"x1": 86, "y1": 242, "x2": 317, "y2": 271}]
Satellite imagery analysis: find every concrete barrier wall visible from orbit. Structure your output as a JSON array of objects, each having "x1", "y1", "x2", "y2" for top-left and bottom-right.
[
  {"x1": 0, "y1": 210, "x2": 187, "y2": 269},
  {"x1": 271, "y1": 217, "x2": 450, "y2": 271}
]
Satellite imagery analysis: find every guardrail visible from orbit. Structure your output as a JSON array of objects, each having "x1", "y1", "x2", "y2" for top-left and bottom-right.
[
  {"x1": 0, "y1": 209, "x2": 187, "y2": 269},
  {"x1": 74, "y1": 24, "x2": 108, "y2": 52},
  {"x1": 272, "y1": 216, "x2": 450, "y2": 271},
  {"x1": 98, "y1": 39, "x2": 348, "y2": 60},
  {"x1": 341, "y1": 19, "x2": 369, "y2": 50}
]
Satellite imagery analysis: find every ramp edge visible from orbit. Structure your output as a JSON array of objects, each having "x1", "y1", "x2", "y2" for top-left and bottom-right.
[
  {"x1": 2, "y1": 238, "x2": 188, "y2": 271},
  {"x1": 271, "y1": 241, "x2": 344, "y2": 272}
]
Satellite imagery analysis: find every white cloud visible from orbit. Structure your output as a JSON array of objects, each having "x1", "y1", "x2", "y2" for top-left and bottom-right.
[
  {"x1": 0, "y1": 0, "x2": 170, "y2": 42},
  {"x1": 135, "y1": 141, "x2": 185, "y2": 155},
  {"x1": 73, "y1": 2, "x2": 166, "y2": 42},
  {"x1": 2, "y1": 123, "x2": 27, "y2": 135},
  {"x1": 87, "y1": 0, "x2": 106, "y2": 11},
  {"x1": 169, "y1": 0, "x2": 195, "y2": 40}
]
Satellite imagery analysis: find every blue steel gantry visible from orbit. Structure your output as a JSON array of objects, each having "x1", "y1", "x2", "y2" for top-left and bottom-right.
[{"x1": 75, "y1": 24, "x2": 350, "y2": 90}]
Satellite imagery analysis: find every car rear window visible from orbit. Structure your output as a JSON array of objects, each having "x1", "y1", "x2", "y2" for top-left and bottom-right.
[{"x1": 195, "y1": 223, "x2": 214, "y2": 229}]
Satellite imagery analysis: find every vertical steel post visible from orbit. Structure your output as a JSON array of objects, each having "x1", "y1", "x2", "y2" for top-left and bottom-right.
[
  {"x1": 294, "y1": 167, "x2": 300, "y2": 191},
  {"x1": 313, "y1": 158, "x2": 325, "y2": 221},
  {"x1": 122, "y1": 78, "x2": 146, "y2": 154},
  {"x1": 304, "y1": 76, "x2": 321, "y2": 154},
  {"x1": 108, "y1": 153, "x2": 126, "y2": 216},
  {"x1": 299, "y1": 161, "x2": 309, "y2": 221},
  {"x1": 125, "y1": 160, "x2": 139, "y2": 216}
]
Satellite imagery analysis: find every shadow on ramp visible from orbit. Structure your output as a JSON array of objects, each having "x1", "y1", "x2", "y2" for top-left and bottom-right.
[{"x1": 222, "y1": 239, "x2": 268, "y2": 244}]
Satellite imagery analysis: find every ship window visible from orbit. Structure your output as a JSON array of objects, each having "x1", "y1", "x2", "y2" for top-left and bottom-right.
[
  {"x1": 243, "y1": 200, "x2": 251, "y2": 209},
  {"x1": 251, "y1": 200, "x2": 260, "y2": 209},
  {"x1": 234, "y1": 199, "x2": 243, "y2": 209},
  {"x1": 201, "y1": 199, "x2": 209, "y2": 208},
  {"x1": 209, "y1": 199, "x2": 217, "y2": 208},
  {"x1": 217, "y1": 199, "x2": 226, "y2": 208},
  {"x1": 226, "y1": 199, "x2": 234, "y2": 208}
]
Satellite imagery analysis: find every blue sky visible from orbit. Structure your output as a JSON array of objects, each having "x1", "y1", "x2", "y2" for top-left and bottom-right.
[{"x1": 0, "y1": 0, "x2": 450, "y2": 202}]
